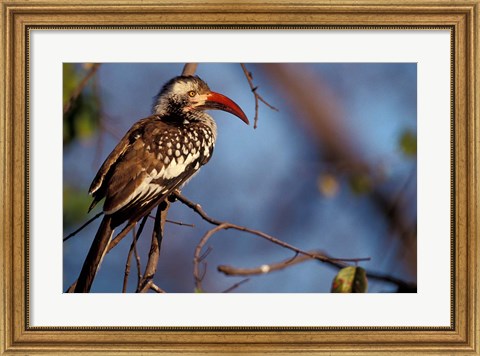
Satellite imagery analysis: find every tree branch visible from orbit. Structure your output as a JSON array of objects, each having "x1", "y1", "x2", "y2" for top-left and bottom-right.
[
  {"x1": 240, "y1": 63, "x2": 278, "y2": 129},
  {"x1": 150, "y1": 283, "x2": 166, "y2": 293},
  {"x1": 182, "y1": 63, "x2": 198, "y2": 76},
  {"x1": 193, "y1": 223, "x2": 231, "y2": 292},
  {"x1": 136, "y1": 202, "x2": 169, "y2": 293},
  {"x1": 174, "y1": 192, "x2": 374, "y2": 292},
  {"x1": 175, "y1": 192, "x2": 369, "y2": 267},
  {"x1": 122, "y1": 216, "x2": 148, "y2": 293},
  {"x1": 222, "y1": 278, "x2": 250, "y2": 293},
  {"x1": 217, "y1": 249, "x2": 416, "y2": 292},
  {"x1": 63, "y1": 63, "x2": 101, "y2": 115},
  {"x1": 63, "y1": 212, "x2": 103, "y2": 242}
]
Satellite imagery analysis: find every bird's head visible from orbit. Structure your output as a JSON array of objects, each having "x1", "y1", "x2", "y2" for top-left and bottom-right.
[{"x1": 152, "y1": 75, "x2": 249, "y2": 125}]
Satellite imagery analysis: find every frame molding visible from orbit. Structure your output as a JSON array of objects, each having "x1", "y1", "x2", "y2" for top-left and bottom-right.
[{"x1": 1, "y1": 1, "x2": 478, "y2": 354}]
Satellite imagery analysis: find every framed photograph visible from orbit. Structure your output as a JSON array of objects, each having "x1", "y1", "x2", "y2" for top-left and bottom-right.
[{"x1": 1, "y1": 0, "x2": 478, "y2": 354}]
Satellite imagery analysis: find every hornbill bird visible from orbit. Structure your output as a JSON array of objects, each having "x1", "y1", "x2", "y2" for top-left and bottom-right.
[{"x1": 74, "y1": 75, "x2": 249, "y2": 293}]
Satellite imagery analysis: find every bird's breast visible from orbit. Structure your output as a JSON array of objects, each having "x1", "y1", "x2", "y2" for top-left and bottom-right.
[{"x1": 146, "y1": 121, "x2": 216, "y2": 180}]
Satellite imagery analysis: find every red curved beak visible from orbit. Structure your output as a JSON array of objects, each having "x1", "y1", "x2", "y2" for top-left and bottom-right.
[{"x1": 200, "y1": 91, "x2": 249, "y2": 125}]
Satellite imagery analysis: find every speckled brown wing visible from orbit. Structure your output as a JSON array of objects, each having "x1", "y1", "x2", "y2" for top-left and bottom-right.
[
  {"x1": 88, "y1": 117, "x2": 154, "y2": 211},
  {"x1": 89, "y1": 115, "x2": 213, "y2": 228}
]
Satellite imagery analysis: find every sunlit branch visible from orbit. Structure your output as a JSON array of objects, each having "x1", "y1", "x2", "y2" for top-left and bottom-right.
[
  {"x1": 122, "y1": 216, "x2": 148, "y2": 293},
  {"x1": 218, "y1": 249, "x2": 416, "y2": 291},
  {"x1": 137, "y1": 203, "x2": 169, "y2": 293},
  {"x1": 150, "y1": 283, "x2": 166, "y2": 293}
]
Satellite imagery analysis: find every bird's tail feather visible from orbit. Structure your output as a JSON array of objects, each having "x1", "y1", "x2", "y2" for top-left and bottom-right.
[{"x1": 74, "y1": 215, "x2": 114, "y2": 293}]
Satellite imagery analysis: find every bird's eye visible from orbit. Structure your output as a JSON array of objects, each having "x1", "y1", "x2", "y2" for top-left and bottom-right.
[{"x1": 188, "y1": 91, "x2": 196, "y2": 97}]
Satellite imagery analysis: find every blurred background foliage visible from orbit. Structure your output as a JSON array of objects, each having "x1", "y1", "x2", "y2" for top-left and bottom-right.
[
  {"x1": 63, "y1": 63, "x2": 417, "y2": 293},
  {"x1": 63, "y1": 63, "x2": 100, "y2": 146}
]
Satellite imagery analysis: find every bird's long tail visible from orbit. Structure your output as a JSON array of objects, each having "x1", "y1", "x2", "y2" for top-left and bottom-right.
[{"x1": 74, "y1": 215, "x2": 114, "y2": 293}]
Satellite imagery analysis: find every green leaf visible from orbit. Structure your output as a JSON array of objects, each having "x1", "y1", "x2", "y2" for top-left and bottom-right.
[
  {"x1": 399, "y1": 130, "x2": 417, "y2": 157},
  {"x1": 331, "y1": 266, "x2": 368, "y2": 293}
]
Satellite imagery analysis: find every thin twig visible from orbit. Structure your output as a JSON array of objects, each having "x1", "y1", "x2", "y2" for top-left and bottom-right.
[
  {"x1": 165, "y1": 219, "x2": 195, "y2": 228},
  {"x1": 198, "y1": 246, "x2": 213, "y2": 262},
  {"x1": 122, "y1": 216, "x2": 148, "y2": 293},
  {"x1": 222, "y1": 278, "x2": 250, "y2": 293},
  {"x1": 63, "y1": 212, "x2": 103, "y2": 242},
  {"x1": 105, "y1": 220, "x2": 137, "y2": 252},
  {"x1": 63, "y1": 63, "x2": 101, "y2": 115},
  {"x1": 99, "y1": 116, "x2": 123, "y2": 140},
  {"x1": 175, "y1": 192, "x2": 369, "y2": 266},
  {"x1": 147, "y1": 214, "x2": 195, "y2": 228},
  {"x1": 193, "y1": 224, "x2": 231, "y2": 292},
  {"x1": 122, "y1": 228, "x2": 135, "y2": 293},
  {"x1": 240, "y1": 63, "x2": 278, "y2": 129},
  {"x1": 134, "y1": 233, "x2": 142, "y2": 289}
]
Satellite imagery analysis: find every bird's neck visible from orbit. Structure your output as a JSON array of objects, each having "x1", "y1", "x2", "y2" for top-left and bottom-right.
[
  {"x1": 154, "y1": 108, "x2": 217, "y2": 142},
  {"x1": 184, "y1": 111, "x2": 217, "y2": 142}
]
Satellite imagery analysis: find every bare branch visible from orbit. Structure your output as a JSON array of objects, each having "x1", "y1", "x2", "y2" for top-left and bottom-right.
[
  {"x1": 105, "y1": 220, "x2": 137, "y2": 252},
  {"x1": 182, "y1": 63, "x2": 198, "y2": 76},
  {"x1": 150, "y1": 283, "x2": 166, "y2": 293},
  {"x1": 240, "y1": 63, "x2": 279, "y2": 129},
  {"x1": 165, "y1": 219, "x2": 195, "y2": 228},
  {"x1": 217, "y1": 249, "x2": 371, "y2": 277},
  {"x1": 122, "y1": 229, "x2": 135, "y2": 293},
  {"x1": 198, "y1": 245, "x2": 213, "y2": 262},
  {"x1": 218, "y1": 249, "x2": 416, "y2": 291},
  {"x1": 137, "y1": 202, "x2": 170, "y2": 293},
  {"x1": 122, "y1": 216, "x2": 148, "y2": 293},
  {"x1": 63, "y1": 63, "x2": 101, "y2": 115},
  {"x1": 148, "y1": 214, "x2": 194, "y2": 228},
  {"x1": 218, "y1": 251, "x2": 322, "y2": 276},
  {"x1": 63, "y1": 212, "x2": 103, "y2": 242},
  {"x1": 138, "y1": 279, "x2": 154, "y2": 293},
  {"x1": 175, "y1": 192, "x2": 369, "y2": 267},
  {"x1": 133, "y1": 233, "x2": 142, "y2": 289},
  {"x1": 193, "y1": 224, "x2": 231, "y2": 292},
  {"x1": 222, "y1": 278, "x2": 250, "y2": 293}
]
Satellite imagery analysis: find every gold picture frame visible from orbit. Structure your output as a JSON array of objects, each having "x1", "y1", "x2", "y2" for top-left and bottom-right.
[{"x1": 1, "y1": 0, "x2": 479, "y2": 354}]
